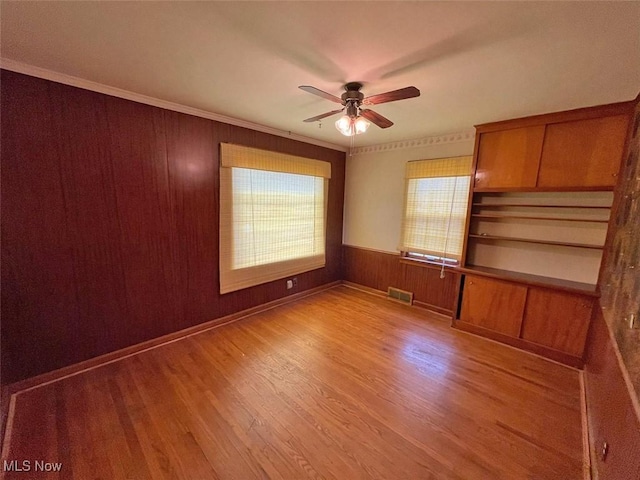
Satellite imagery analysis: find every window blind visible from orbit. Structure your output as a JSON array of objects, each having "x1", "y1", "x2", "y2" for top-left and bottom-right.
[
  {"x1": 219, "y1": 143, "x2": 331, "y2": 294},
  {"x1": 399, "y1": 156, "x2": 473, "y2": 262}
]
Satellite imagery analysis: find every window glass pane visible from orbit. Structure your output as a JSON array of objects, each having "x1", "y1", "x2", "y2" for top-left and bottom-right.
[
  {"x1": 232, "y1": 168, "x2": 325, "y2": 269},
  {"x1": 399, "y1": 156, "x2": 472, "y2": 262},
  {"x1": 219, "y1": 144, "x2": 330, "y2": 294}
]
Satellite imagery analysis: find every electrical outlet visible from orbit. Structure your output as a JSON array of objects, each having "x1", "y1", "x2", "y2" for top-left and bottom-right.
[
  {"x1": 286, "y1": 280, "x2": 293, "y2": 290},
  {"x1": 601, "y1": 441, "x2": 609, "y2": 461},
  {"x1": 292, "y1": 277, "x2": 298, "y2": 287}
]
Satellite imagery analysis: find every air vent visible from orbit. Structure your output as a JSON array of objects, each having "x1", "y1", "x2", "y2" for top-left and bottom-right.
[{"x1": 387, "y1": 287, "x2": 414, "y2": 305}]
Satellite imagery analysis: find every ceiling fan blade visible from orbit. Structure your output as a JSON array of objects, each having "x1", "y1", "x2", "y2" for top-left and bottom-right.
[
  {"x1": 362, "y1": 86, "x2": 420, "y2": 105},
  {"x1": 303, "y1": 109, "x2": 344, "y2": 123},
  {"x1": 360, "y1": 109, "x2": 394, "y2": 129},
  {"x1": 299, "y1": 85, "x2": 343, "y2": 104}
]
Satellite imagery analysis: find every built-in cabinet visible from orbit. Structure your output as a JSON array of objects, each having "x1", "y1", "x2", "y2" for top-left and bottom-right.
[
  {"x1": 455, "y1": 101, "x2": 634, "y2": 366},
  {"x1": 474, "y1": 126, "x2": 544, "y2": 189},
  {"x1": 458, "y1": 275, "x2": 594, "y2": 363},
  {"x1": 520, "y1": 288, "x2": 593, "y2": 357},
  {"x1": 459, "y1": 275, "x2": 526, "y2": 336},
  {"x1": 474, "y1": 109, "x2": 630, "y2": 191},
  {"x1": 537, "y1": 115, "x2": 629, "y2": 188}
]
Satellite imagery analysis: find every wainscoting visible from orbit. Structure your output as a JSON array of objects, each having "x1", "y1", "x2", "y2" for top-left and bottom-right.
[
  {"x1": 342, "y1": 245, "x2": 459, "y2": 315},
  {"x1": 584, "y1": 304, "x2": 640, "y2": 479}
]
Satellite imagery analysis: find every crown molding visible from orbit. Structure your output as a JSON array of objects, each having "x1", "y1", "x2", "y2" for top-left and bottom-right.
[
  {"x1": 0, "y1": 58, "x2": 347, "y2": 153},
  {"x1": 350, "y1": 130, "x2": 475, "y2": 156}
]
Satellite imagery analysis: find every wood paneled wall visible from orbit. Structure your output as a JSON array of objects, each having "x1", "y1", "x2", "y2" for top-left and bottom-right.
[
  {"x1": 586, "y1": 95, "x2": 640, "y2": 480},
  {"x1": 342, "y1": 245, "x2": 459, "y2": 315},
  {"x1": 584, "y1": 305, "x2": 640, "y2": 480},
  {"x1": 0, "y1": 70, "x2": 345, "y2": 384}
]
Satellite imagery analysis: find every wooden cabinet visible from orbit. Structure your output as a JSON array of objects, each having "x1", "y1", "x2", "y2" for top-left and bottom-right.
[
  {"x1": 459, "y1": 275, "x2": 527, "y2": 336},
  {"x1": 473, "y1": 102, "x2": 633, "y2": 192},
  {"x1": 537, "y1": 115, "x2": 630, "y2": 188},
  {"x1": 475, "y1": 126, "x2": 544, "y2": 189},
  {"x1": 456, "y1": 274, "x2": 596, "y2": 363},
  {"x1": 457, "y1": 101, "x2": 633, "y2": 366},
  {"x1": 521, "y1": 288, "x2": 594, "y2": 356}
]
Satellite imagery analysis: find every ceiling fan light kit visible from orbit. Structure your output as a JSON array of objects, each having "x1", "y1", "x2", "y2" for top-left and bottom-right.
[
  {"x1": 335, "y1": 99, "x2": 371, "y2": 137},
  {"x1": 300, "y1": 82, "x2": 420, "y2": 137}
]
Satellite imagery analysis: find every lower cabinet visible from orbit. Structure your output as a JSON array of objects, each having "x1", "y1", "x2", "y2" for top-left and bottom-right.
[
  {"x1": 457, "y1": 274, "x2": 595, "y2": 363},
  {"x1": 459, "y1": 275, "x2": 527, "y2": 336},
  {"x1": 521, "y1": 288, "x2": 593, "y2": 356}
]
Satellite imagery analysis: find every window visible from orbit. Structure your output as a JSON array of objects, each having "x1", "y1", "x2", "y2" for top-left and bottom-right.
[
  {"x1": 399, "y1": 156, "x2": 473, "y2": 265},
  {"x1": 219, "y1": 143, "x2": 331, "y2": 294}
]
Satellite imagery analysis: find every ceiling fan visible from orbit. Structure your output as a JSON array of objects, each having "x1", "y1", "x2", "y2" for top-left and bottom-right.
[{"x1": 299, "y1": 82, "x2": 420, "y2": 136}]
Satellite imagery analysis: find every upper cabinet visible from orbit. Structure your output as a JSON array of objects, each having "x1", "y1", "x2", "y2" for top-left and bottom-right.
[
  {"x1": 537, "y1": 115, "x2": 630, "y2": 188},
  {"x1": 473, "y1": 103, "x2": 633, "y2": 191},
  {"x1": 475, "y1": 126, "x2": 544, "y2": 189}
]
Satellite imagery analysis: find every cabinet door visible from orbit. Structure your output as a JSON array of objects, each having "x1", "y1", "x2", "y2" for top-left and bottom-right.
[
  {"x1": 459, "y1": 275, "x2": 527, "y2": 336},
  {"x1": 537, "y1": 115, "x2": 629, "y2": 188},
  {"x1": 474, "y1": 126, "x2": 545, "y2": 189},
  {"x1": 521, "y1": 288, "x2": 594, "y2": 356}
]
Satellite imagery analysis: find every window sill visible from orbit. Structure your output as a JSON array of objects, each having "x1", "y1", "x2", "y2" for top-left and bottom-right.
[{"x1": 399, "y1": 257, "x2": 461, "y2": 272}]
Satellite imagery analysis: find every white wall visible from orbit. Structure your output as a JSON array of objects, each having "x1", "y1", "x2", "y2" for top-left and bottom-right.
[{"x1": 343, "y1": 133, "x2": 475, "y2": 253}]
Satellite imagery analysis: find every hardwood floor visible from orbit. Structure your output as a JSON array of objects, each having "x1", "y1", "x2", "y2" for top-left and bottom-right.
[{"x1": 1, "y1": 286, "x2": 584, "y2": 479}]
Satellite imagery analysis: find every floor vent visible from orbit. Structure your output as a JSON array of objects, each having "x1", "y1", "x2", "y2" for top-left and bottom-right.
[{"x1": 387, "y1": 287, "x2": 414, "y2": 305}]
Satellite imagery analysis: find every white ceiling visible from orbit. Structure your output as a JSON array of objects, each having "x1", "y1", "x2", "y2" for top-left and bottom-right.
[{"x1": 1, "y1": 1, "x2": 639, "y2": 149}]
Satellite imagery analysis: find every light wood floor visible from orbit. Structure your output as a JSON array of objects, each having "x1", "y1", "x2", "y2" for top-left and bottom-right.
[{"x1": 2, "y1": 286, "x2": 584, "y2": 479}]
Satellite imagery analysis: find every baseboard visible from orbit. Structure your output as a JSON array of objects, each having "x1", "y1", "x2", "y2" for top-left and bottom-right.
[
  {"x1": 452, "y1": 320, "x2": 584, "y2": 369},
  {"x1": 0, "y1": 394, "x2": 16, "y2": 463},
  {"x1": 341, "y1": 281, "x2": 453, "y2": 319},
  {"x1": 6, "y1": 281, "x2": 341, "y2": 396},
  {"x1": 0, "y1": 385, "x2": 9, "y2": 461},
  {"x1": 342, "y1": 281, "x2": 387, "y2": 298},
  {"x1": 451, "y1": 323, "x2": 581, "y2": 372},
  {"x1": 413, "y1": 300, "x2": 454, "y2": 316},
  {"x1": 0, "y1": 280, "x2": 342, "y2": 458},
  {"x1": 580, "y1": 371, "x2": 594, "y2": 480}
]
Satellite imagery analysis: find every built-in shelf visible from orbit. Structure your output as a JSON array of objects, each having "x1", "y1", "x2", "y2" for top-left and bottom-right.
[
  {"x1": 472, "y1": 203, "x2": 611, "y2": 209},
  {"x1": 456, "y1": 265, "x2": 599, "y2": 296},
  {"x1": 468, "y1": 234, "x2": 604, "y2": 250},
  {"x1": 471, "y1": 213, "x2": 610, "y2": 223},
  {"x1": 466, "y1": 191, "x2": 613, "y2": 285}
]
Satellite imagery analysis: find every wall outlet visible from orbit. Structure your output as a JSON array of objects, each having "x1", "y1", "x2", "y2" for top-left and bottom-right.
[
  {"x1": 601, "y1": 441, "x2": 609, "y2": 461},
  {"x1": 286, "y1": 280, "x2": 293, "y2": 290},
  {"x1": 292, "y1": 277, "x2": 298, "y2": 287}
]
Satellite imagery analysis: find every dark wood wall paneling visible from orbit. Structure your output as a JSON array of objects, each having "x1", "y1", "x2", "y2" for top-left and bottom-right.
[
  {"x1": 585, "y1": 305, "x2": 640, "y2": 480},
  {"x1": 342, "y1": 245, "x2": 459, "y2": 315},
  {"x1": 586, "y1": 95, "x2": 640, "y2": 480},
  {"x1": 1, "y1": 70, "x2": 345, "y2": 384}
]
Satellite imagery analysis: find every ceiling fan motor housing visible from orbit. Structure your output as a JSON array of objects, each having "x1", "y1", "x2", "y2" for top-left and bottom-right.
[
  {"x1": 342, "y1": 83, "x2": 364, "y2": 118},
  {"x1": 341, "y1": 83, "x2": 365, "y2": 104}
]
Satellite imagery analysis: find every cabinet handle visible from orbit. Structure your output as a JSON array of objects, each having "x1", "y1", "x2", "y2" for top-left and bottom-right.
[
  {"x1": 469, "y1": 281, "x2": 474, "y2": 285},
  {"x1": 612, "y1": 173, "x2": 618, "y2": 177}
]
